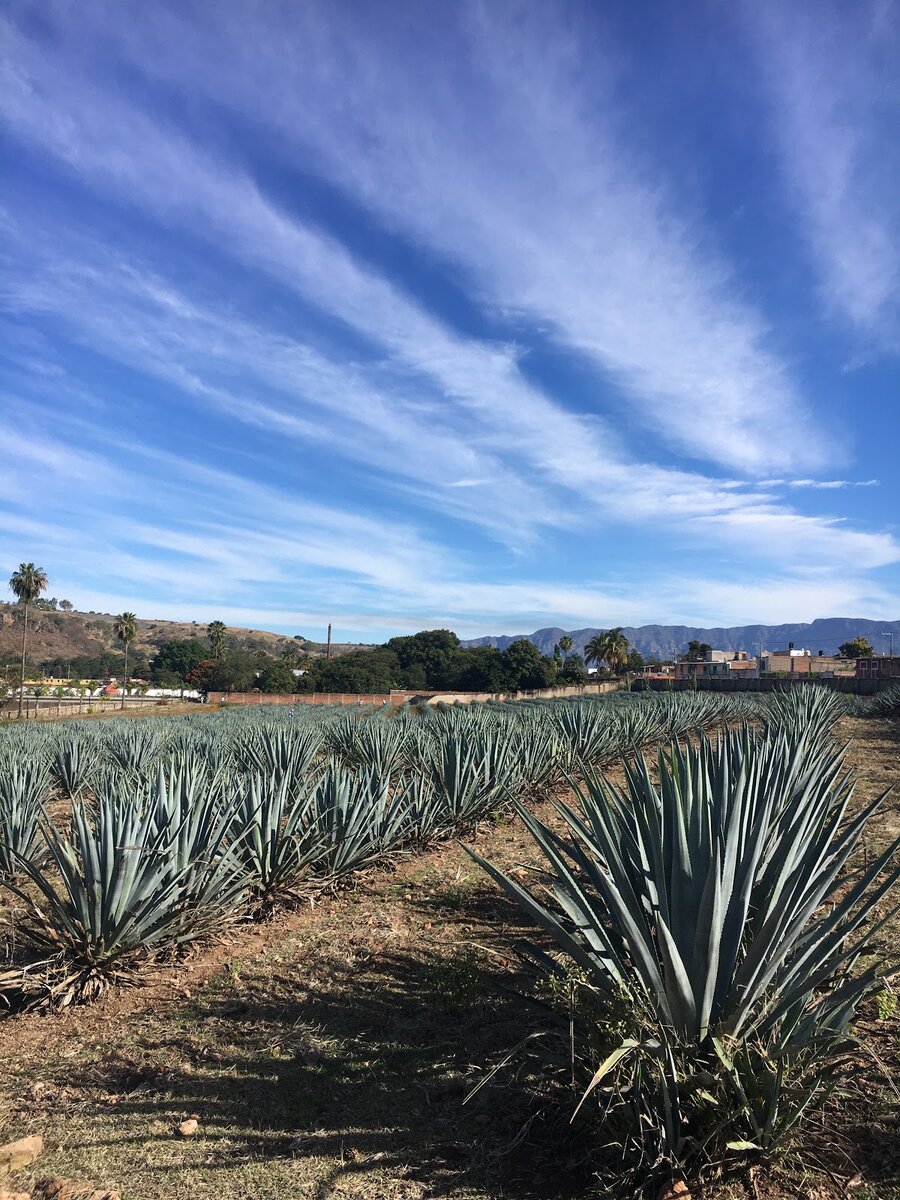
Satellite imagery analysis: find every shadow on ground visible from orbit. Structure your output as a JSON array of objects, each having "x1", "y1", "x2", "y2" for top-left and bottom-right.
[{"x1": 40, "y1": 892, "x2": 590, "y2": 1199}]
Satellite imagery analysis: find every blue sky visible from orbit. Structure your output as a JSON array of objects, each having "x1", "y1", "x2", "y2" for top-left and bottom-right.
[{"x1": 1, "y1": 1, "x2": 898, "y2": 642}]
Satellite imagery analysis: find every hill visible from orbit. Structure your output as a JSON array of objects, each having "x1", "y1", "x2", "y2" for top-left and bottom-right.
[
  {"x1": 462, "y1": 618, "x2": 900, "y2": 660},
  {"x1": 0, "y1": 605, "x2": 365, "y2": 668}
]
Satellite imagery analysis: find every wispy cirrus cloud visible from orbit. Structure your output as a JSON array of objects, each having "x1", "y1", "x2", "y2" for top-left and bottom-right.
[
  {"x1": 1, "y1": 7, "x2": 826, "y2": 475},
  {"x1": 747, "y1": 1, "x2": 900, "y2": 346},
  {"x1": 1, "y1": 3, "x2": 896, "y2": 636},
  {"x1": 3, "y1": 198, "x2": 897, "y2": 584},
  {"x1": 57, "y1": 0, "x2": 837, "y2": 474},
  {"x1": 760, "y1": 478, "x2": 880, "y2": 490}
]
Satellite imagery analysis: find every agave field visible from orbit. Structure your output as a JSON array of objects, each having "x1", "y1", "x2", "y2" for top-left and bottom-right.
[{"x1": 0, "y1": 685, "x2": 898, "y2": 1196}]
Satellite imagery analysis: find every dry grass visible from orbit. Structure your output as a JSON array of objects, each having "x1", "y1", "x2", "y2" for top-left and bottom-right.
[{"x1": 0, "y1": 720, "x2": 897, "y2": 1200}]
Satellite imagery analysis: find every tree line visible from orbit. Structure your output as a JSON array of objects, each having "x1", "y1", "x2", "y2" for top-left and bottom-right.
[
  {"x1": 5, "y1": 563, "x2": 653, "y2": 701},
  {"x1": 176, "y1": 626, "x2": 641, "y2": 695},
  {"x1": 17, "y1": 559, "x2": 879, "y2": 703}
]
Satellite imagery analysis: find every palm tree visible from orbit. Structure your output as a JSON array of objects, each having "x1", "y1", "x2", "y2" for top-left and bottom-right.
[
  {"x1": 584, "y1": 634, "x2": 606, "y2": 675},
  {"x1": 585, "y1": 628, "x2": 630, "y2": 677},
  {"x1": 113, "y1": 612, "x2": 138, "y2": 709},
  {"x1": 8, "y1": 563, "x2": 48, "y2": 718},
  {"x1": 600, "y1": 627, "x2": 630, "y2": 675},
  {"x1": 558, "y1": 635, "x2": 573, "y2": 662},
  {"x1": 208, "y1": 619, "x2": 227, "y2": 659}
]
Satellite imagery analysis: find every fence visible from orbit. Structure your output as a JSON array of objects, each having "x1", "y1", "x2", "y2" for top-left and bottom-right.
[
  {"x1": 635, "y1": 676, "x2": 894, "y2": 695},
  {"x1": 0, "y1": 696, "x2": 192, "y2": 721},
  {"x1": 206, "y1": 681, "x2": 621, "y2": 708}
]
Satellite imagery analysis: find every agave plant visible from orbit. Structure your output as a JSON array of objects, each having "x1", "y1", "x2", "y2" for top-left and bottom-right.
[
  {"x1": 7, "y1": 797, "x2": 198, "y2": 1000},
  {"x1": 417, "y1": 730, "x2": 517, "y2": 832},
  {"x1": 149, "y1": 764, "x2": 251, "y2": 926},
  {"x1": 309, "y1": 763, "x2": 411, "y2": 877},
  {"x1": 229, "y1": 772, "x2": 322, "y2": 902},
  {"x1": 52, "y1": 735, "x2": 99, "y2": 801},
  {"x1": 327, "y1": 714, "x2": 412, "y2": 777},
  {"x1": 234, "y1": 723, "x2": 323, "y2": 786},
  {"x1": 866, "y1": 682, "x2": 900, "y2": 718},
  {"x1": 470, "y1": 720, "x2": 900, "y2": 1173},
  {"x1": 104, "y1": 725, "x2": 162, "y2": 776},
  {"x1": 0, "y1": 759, "x2": 51, "y2": 875}
]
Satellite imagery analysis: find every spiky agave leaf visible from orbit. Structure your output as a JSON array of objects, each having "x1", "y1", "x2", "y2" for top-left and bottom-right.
[
  {"x1": 233, "y1": 723, "x2": 323, "y2": 786},
  {"x1": 149, "y1": 764, "x2": 252, "y2": 928},
  {"x1": 228, "y1": 771, "x2": 322, "y2": 901},
  {"x1": 6, "y1": 797, "x2": 204, "y2": 998},
  {"x1": 52, "y1": 735, "x2": 100, "y2": 801},
  {"x1": 0, "y1": 758, "x2": 51, "y2": 876},
  {"x1": 308, "y1": 762, "x2": 412, "y2": 877},
  {"x1": 470, "y1": 717, "x2": 900, "y2": 1162}
]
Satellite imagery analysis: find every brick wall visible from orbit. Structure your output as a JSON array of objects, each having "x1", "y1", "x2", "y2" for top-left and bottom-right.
[{"x1": 205, "y1": 681, "x2": 620, "y2": 708}]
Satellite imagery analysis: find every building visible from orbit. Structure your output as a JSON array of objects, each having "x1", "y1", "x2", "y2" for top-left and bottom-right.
[
  {"x1": 760, "y1": 644, "x2": 853, "y2": 678},
  {"x1": 856, "y1": 656, "x2": 900, "y2": 680},
  {"x1": 674, "y1": 649, "x2": 757, "y2": 680}
]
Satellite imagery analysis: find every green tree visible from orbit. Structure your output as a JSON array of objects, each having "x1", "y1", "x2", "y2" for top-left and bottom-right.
[
  {"x1": 8, "y1": 562, "x2": 48, "y2": 718},
  {"x1": 586, "y1": 628, "x2": 630, "y2": 676},
  {"x1": 558, "y1": 651, "x2": 588, "y2": 685},
  {"x1": 150, "y1": 638, "x2": 210, "y2": 684},
  {"x1": 602, "y1": 628, "x2": 631, "y2": 675},
  {"x1": 312, "y1": 649, "x2": 401, "y2": 694},
  {"x1": 446, "y1": 646, "x2": 508, "y2": 692},
  {"x1": 584, "y1": 634, "x2": 607, "y2": 675},
  {"x1": 838, "y1": 636, "x2": 874, "y2": 660},
  {"x1": 502, "y1": 639, "x2": 556, "y2": 690},
  {"x1": 557, "y1": 635, "x2": 573, "y2": 662},
  {"x1": 190, "y1": 648, "x2": 266, "y2": 693},
  {"x1": 112, "y1": 612, "x2": 138, "y2": 709},
  {"x1": 257, "y1": 661, "x2": 298, "y2": 694},
  {"x1": 207, "y1": 619, "x2": 228, "y2": 659},
  {"x1": 681, "y1": 640, "x2": 712, "y2": 662},
  {"x1": 386, "y1": 629, "x2": 460, "y2": 689}
]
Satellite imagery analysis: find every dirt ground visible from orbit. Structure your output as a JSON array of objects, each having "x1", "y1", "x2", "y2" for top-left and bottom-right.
[{"x1": 0, "y1": 718, "x2": 897, "y2": 1200}]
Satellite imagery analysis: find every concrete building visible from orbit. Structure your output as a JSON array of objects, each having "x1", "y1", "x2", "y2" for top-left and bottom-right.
[
  {"x1": 674, "y1": 649, "x2": 757, "y2": 680},
  {"x1": 760, "y1": 645, "x2": 853, "y2": 677}
]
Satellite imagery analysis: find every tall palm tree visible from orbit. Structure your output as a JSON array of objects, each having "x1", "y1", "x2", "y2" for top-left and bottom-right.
[
  {"x1": 584, "y1": 633, "x2": 607, "y2": 675},
  {"x1": 600, "y1": 627, "x2": 630, "y2": 675},
  {"x1": 207, "y1": 619, "x2": 227, "y2": 659},
  {"x1": 8, "y1": 563, "x2": 48, "y2": 718},
  {"x1": 585, "y1": 627, "x2": 630, "y2": 676},
  {"x1": 558, "y1": 635, "x2": 573, "y2": 662},
  {"x1": 113, "y1": 612, "x2": 138, "y2": 709}
]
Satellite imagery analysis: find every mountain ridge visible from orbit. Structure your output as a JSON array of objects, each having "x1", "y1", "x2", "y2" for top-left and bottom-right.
[{"x1": 461, "y1": 618, "x2": 900, "y2": 660}]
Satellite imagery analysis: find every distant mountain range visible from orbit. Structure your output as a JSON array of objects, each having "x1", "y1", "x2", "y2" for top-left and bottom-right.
[{"x1": 462, "y1": 618, "x2": 900, "y2": 660}]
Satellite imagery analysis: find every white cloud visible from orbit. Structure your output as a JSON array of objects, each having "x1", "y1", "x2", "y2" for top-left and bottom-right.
[
  {"x1": 0, "y1": 8, "x2": 828, "y2": 475},
  {"x1": 1, "y1": 4, "x2": 897, "y2": 637},
  {"x1": 786, "y1": 478, "x2": 879, "y2": 490},
  {"x1": 2, "y1": 422, "x2": 897, "y2": 642},
  {"x1": 747, "y1": 1, "x2": 900, "y2": 345},
  {"x1": 5, "y1": 208, "x2": 894, "y2": 579},
  {"x1": 65, "y1": 0, "x2": 837, "y2": 474}
]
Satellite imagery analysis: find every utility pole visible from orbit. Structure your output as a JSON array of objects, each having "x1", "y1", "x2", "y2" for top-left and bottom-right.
[
  {"x1": 884, "y1": 631, "x2": 895, "y2": 675},
  {"x1": 326, "y1": 623, "x2": 332, "y2": 660}
]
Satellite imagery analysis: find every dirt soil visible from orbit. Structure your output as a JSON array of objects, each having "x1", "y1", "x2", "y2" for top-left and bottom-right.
[{"x1": 0, "y1": 719, "x2": 897, "y2": 1200}]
